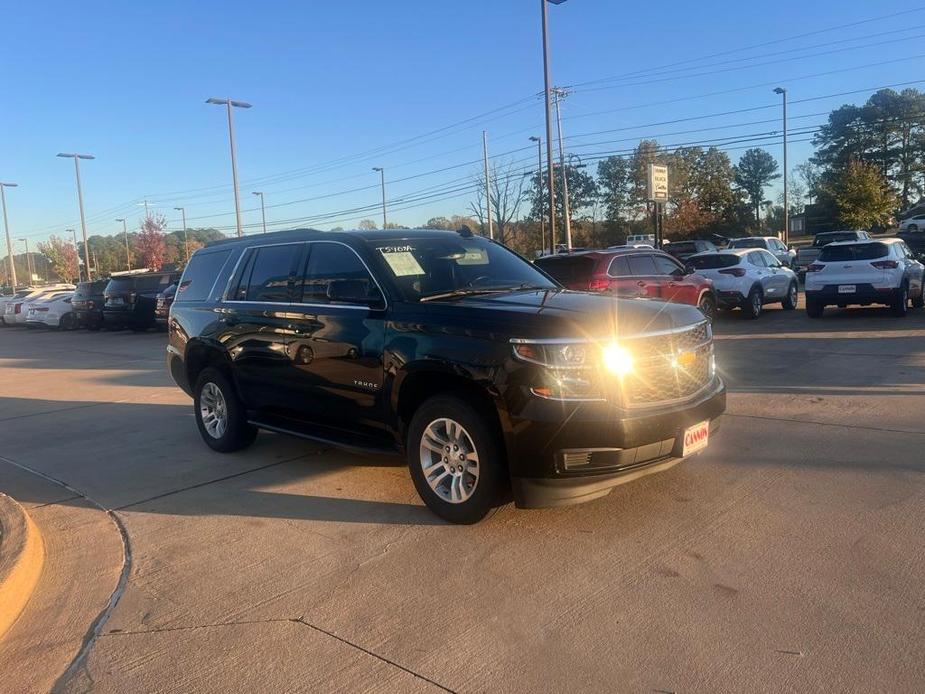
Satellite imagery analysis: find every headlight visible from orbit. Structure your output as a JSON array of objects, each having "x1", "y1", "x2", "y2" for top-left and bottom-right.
[
  {"x1": 601, "y1": 343, "x2": 633, "y2": 377},
  {"x1": 512, "y1": 342, "x2": 589, "y2": 369}
]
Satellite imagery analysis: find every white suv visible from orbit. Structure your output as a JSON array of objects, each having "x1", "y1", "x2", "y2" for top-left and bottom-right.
[
  {"x1": 687, "y1": 248, "x2": 799, "y2": 319},
  {"x1": 804, "y1": 238, "x2": 924, "y2": 317},
  {"x1": 899, "y1": 214, "x2": 925, "y2": 233}
]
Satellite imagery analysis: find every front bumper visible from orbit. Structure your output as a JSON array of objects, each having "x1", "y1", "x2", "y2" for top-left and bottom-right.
[
  {"x1": 75, "y1": 309, "x2": 103, "y2": 327},
  {"x1": 506, "y1": 378, "x2": 726, "y2": 508}
]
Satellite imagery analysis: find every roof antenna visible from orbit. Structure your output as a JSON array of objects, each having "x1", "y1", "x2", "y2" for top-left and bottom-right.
[{"x1": 457, "y1": 225, "x2": 473, "y2": 238}]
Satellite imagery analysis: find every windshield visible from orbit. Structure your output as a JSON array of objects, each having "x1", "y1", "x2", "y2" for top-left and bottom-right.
[
  {"x1": 688, "y1": 254, "x2": 739, "y2": 269},
  {"x1": 367, "y1": 236, "x2": 557, "y2": 301},
  {"x1": 814, "y1": 233, "x2": 859, "y2": 247},
  {"x1": 728, "y1": 238, "x2": 765, "y2": 249},
  {"x1": 819, "y1": 243, "x2": 889, "y2": 262},
  {"x1": 665, "y1": 242, "x2": 697, "y2": 254}
]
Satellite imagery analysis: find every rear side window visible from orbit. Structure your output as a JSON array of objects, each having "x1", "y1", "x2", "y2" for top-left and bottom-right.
[
  {"x1": 747, "y1": 251, "x2": 769, "y2": 267},
  {"x1": 819, "y1": 243, "x2": 889, "y2": 262},
  {"x1": 627, "y1": 254, "x2": 658, "y2": 276},
  {"x1": 534, "y1": 255, "x2": 595, "y2": 284},
  {"x1": 607, "y1": 255, "x2": 630, "y2": 277},
  {"x1": 688, "y1": 254, "x2": 738, "y2": 269},
  {"x1": 240, "y1": 244, "x2": 302, "y2": 302},
  {"x1": 653, "y1": 255, "x2": 682, "y2": 275},
  {"x1": 299, "y1": 243, "x2": 375, "y2": 304},
  {"x1": 175, "y1": 249, "x2": 231, "y2": 302}
]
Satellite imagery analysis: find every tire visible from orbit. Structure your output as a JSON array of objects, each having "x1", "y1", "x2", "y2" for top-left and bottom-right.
[
  {"x1": 697, "y1": 293, "x2": 717, "y2": 323},
  {"x1": 741, "y1": 286, "x2": 763, "y2": 319},
  {"x1": 193, "y1": 367, "x2": 258, "y2": 453},
  {"x1": 407, "y1": 394, "x2": 505, "y2": 524},
  {"x1": 912, "y1": 285, "x2": 924, "y2": 309},
  {"x1": 806, "y1": 298, "x2": 824, "y2": 318},
  {"x1": 59, "y1": 313, "x2": 75, "y2": 330},
  {"x1": 781, "y1": 282, "x2": 798, "y2": 310},
  {"x1": 891, "y1": 283, "x2": 909, "y2": 317}
]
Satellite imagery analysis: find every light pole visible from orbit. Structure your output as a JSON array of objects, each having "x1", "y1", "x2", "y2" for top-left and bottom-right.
[
  {"x1": 553, "y1": 87, "x2": 572, "y2": 250},
  {"x1": 18, "y1": 238, "x2": 34, "y2": 283},
  {"x1": 529, "y1": 137, "x2": 546, "y2": 252},
  {"x1": 67, "y1": 228, "x2": 81, "y2": 282},
  {"x1": 0, "y1": 182, "x2": 18, "y2": 288},
  {"x1": 372, "y1": 167, "x2": 387, "y2": 229},
  {"x1": 482, "y1": 131, "x2": 494, "y2": 240},
  {"x1": 174, "y1": 207, "x2": 191, "y2": 261},
  {"x1": 116, "y1": 218, "x2": 131, "y2": 270},
  {"x1": 541, "y1": 0, "x2": 566, "y2": 250},
  {"x1": 774, "y1": 86, "x2": 789, "y2": 244},
  {"x1": 207, "y1": 98, "x2": 252, "y2": 238},
  {"x1": 251, "y1": 193, "x2": 267, "y2": 234},
  {"x1": 57, "y1": 153, "x2": 94, "y2": 280}
]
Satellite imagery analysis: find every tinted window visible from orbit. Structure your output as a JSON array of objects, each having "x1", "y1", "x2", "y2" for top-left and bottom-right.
[
  {"x1": 819, "y1": 243, "x2": 889, "y2": 262},
  {"x1": 73, "y1": 280, "x2": 108, "y2": 300},
  {"x1": 607, "y1": 255, "x2": 630, "y2": 277},
  {"x1": 535, "y1": 255, "x2": 595, "y2": 284},
  {"x1": 653, "y1": 254, "x2": 683, "y2": 275},
  {"x1": 176, "y1": 249, "x2": 232, "y2": 302},
  {"x1": 813, "y1": 232, "x2": 859, "y2": 247},
  {"x1": 134, "y1": 274, "x2": 176, "y2": 292},
  {"x1": 245, "y1": 244, "x2": 301, "y2": 302},
  {"x1": 627, "y1": 254, "x2": 658, "y2": 276},
  {"x1": 664, "y1": 242, "x2": 697, "y2": 255},
  {"x1": 689, "y1": 254, "x2": 739, "y2": 269},
  {"x1": 729, "y1": 238, "x2": 766, "y2": 249},
  {"x1": 747, "y1": 251, "x2": 768, "y2": 267},
  {"x1": 300, "y1": 243, "x2": 375, "y2": 304}
]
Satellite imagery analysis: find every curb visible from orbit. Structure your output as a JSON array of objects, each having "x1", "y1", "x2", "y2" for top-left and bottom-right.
[{"x1": 0, "y1": 492, "x2": 45, "y2": 640}]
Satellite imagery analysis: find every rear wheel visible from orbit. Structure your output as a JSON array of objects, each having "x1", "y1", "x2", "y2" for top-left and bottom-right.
[
  {"x1": 891, "y1": 283, "x2": 909, "y2": 317},
  {"x1": 806, "y1": 298, "x2": 824, "y2": 318},
  {"x1": 741, "y1": 286, "x2": 763, "y2": 319},
  {"x1": 912, "y1": 285, "x2": 924, "y2": 309},
  {"x1": 781, "y1": 282, "x2": 798, "y2": 310},
  {"x1": 59, "y1": 313, "x2": 75, "y2": 330},
  {"x1": 193, "y1": 367, "x2": 258, "y2": 452},
  {"x1": 407, "y1": 395, "x2": 505, "y2": 524},
  {"x1": 697, "y1": 293, "x2": 717, "y2": 323}
]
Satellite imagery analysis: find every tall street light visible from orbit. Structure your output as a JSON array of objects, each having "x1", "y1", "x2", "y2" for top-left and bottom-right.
[
  {"x1": 0, "y1": 182, "x2": 18, "y2": 288},
  {"x1": 528, "y1": 137, "x2": 546, "y2": 252},
  {"x1": 206, "y1": 97, "x2": 252, "y2": 238},
  {"x1": 251, "y1": 192, "x2": 267, "y2": 234},
  {"x1": 552, "y1": 87, "x2": 572, "y2": 250},
  {"x1": 774, "y1": 86, "x2": 789, "y2": 244},
  {"x1": 57, "y1": 153, "x2": 95, "y2": 280},
  {"x1": 541, "y1": 0, "x2": 566, "y2": 251},
  {"x1": 116, "y1": 218, "x2": 131, "y2": 270},
  {"x1": 67, "y1": 228, "x2": 81, "y2": 282},
  {"x1": 174, "y1": 207, "x2": 191, "y2": 260},
  {"x1": 372, "y1": 167, "x2": 387, "y2": 229},
  {"x1": 18, "y1": 238, "x2": 34, "y2": 282}
]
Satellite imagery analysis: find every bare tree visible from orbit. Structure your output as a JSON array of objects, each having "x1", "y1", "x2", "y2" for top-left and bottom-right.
[{"x1": 469, "y1": 160, "x2": 529, "y2": 246}]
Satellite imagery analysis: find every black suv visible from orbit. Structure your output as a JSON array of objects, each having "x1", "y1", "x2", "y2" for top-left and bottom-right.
[
  {"x1": 72, "y1": 279, "x2": 109, "y2": 330},
  {"x1": 167, "y1": 229, "x2": 725, "y2": 523},
  {"x1": 103, "y1": 271, "x2": 181, "y2": 331}
]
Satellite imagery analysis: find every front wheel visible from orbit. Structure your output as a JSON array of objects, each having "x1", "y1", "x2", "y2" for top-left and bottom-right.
[
  {"x1": 912, "y1": 285, "x2": 924, "y2": 309},
  {"x1": 194, "y1": 367, "x2": 258, "y2": 452},
  {"x1": 407, "y1": 395, "x2": 505, "y2": 524},
  {"x1": 742, "y1": 286, "x2": 763, "y2": 319},
  {"x1": 697, "y1": 293, "x2": 717, "y2": 323},
  {"x1": 781, "y1": 282, "x2": 798, "y2": 310}
]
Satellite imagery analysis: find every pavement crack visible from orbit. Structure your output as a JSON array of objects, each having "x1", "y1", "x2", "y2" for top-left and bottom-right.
[{"x1": 0, "y1": 401, "x2": 111, "y2": 423}]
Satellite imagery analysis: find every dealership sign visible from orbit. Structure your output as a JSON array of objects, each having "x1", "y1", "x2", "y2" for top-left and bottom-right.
[{"x1": 647, "y1": 164, "x2": 669, "y2": 202}]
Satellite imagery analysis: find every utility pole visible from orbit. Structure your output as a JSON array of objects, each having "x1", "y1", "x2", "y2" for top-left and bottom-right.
[
  {"x1": 174, "y1": 207, "x2": 190, "y2": 261},
  {"x1": 116, "y1": 218, "x2": 131, "y2": 270},
  {"x1": 482, "y1": 130, "x2": 494, "y2": 240},
  {"x1": 529, "y1": 137, "x2": 546, "y2": 253},
  {"x1": 553, "y1": 87, "x2": 572, "y2": 250},
  {"x1": 251, "y1": 193, "x2": 267, "y2": 234},
  {"x1": 207, "y1": 98, "x2": 252, "y2": 238},
  {"x1": 541, "y1": 0, "x2": 561, "y2": 251},
  {"x1": 18, "y1": 238, "x2": 33, "y2": 282},
  {"x1": 774, "y1": 86, "x2": 789, "y2": 244},
  {"x1": 68, "y1": 228, "x2": 81, "y2": 282},
  {"x1": 372, "y1": 167, "x2": 387, "y2": 229},
  {"x1": 57, "y1": 153, "x2": 94, "y2": 280},
  {"x1": 0, "y1": 182, "x2": 18, "y2": 288}
]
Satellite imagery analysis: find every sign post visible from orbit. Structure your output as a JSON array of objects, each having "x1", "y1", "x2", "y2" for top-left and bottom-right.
[{"x1": 647, "y1": 164, "x2": 669, "y2": 247}]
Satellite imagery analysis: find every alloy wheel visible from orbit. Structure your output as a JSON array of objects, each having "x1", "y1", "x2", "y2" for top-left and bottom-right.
[
  {"x1": 419, "y1": 418, "x2": 480, "y2": 504},
  {"x1": 199, "y1": 382, "x2": 228, "y2": 439}
]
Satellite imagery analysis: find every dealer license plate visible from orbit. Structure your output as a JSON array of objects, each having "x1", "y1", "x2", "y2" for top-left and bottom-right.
[
  {"x1": 838, "y1": 285, "x2": 856, "y2": 294},
  {"x1": 682, "y1": 420, "x2": 710, "y2": 457}
]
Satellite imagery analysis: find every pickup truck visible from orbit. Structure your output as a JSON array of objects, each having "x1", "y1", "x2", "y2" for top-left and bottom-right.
[{"x1": 794, "y1": 230, "x2": 871, "y2": 280}]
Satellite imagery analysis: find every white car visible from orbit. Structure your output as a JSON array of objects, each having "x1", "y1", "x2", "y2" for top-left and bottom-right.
[
  {"x1": 803, "y1": 238, "x2": 924, "y2": 318},
  {"x1": 687, "y1": 248, "x2": 799, "y2": 319},
  {"x1": 3, "y1": 285, "x2": 75, "y2": 325},
  {"x1": 898, "y1": 214, "x2": 925, "y2": 233},
  {"x1": 727, "y1": 236, "x2": 796, "y2": 267},
  {"x1": 626, "y1": 234, "x2": 656, "y2": 245},
  {"x1": 25, "y1": 291, "x2": 76, "y2": 329}
]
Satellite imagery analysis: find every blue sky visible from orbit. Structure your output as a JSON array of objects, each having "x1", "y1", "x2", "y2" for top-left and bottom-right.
[{"x1": 2, "y1": 0, "x2": 924, "y2": 245}]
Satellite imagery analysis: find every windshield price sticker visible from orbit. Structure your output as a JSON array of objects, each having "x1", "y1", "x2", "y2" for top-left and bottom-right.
[{"x1": 379, "y1": 248, "x2": 424, "y2": 277}]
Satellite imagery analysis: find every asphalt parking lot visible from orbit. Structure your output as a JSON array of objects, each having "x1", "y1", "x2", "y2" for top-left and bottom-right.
[{"x1": 1, "y1": 302, "x2": 924, "y2": 693}]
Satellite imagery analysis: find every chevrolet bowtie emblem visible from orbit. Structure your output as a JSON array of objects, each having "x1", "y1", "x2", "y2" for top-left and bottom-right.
[{"x1": 676, "y1": 350, "x2": 697, "y2": 368}]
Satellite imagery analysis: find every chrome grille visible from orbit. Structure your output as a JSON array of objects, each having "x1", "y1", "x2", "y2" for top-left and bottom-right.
[{"x1": 621, "y1": 322, "x2": 713, "y2": 407}]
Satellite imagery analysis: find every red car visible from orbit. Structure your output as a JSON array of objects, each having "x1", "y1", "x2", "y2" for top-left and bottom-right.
[{"x1": 534, "y1": 248, "x2": 717, "y2": 320}]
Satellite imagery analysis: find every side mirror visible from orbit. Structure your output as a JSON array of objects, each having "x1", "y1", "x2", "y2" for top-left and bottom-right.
[
  {"x1": 682, "y1": 265, "x2": 695, "y2": 276},
  {"x1": 327, "y1": 279, "x2": 384, "y2": 308}
]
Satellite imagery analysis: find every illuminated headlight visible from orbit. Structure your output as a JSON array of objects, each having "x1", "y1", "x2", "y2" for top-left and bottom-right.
[
  {"x1": 513, "y1": 342, "x2": 588, "y2": 369},
  {"x1": 601, "y1": 343, "x2": 634, "y2": 377}
]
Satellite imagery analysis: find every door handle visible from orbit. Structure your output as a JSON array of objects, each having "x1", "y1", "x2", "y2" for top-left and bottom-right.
[{"x1": 636, "y1": 281, "x2": 646, "y2": 287}]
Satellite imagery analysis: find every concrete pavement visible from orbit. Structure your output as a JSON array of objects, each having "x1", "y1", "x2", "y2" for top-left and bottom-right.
[{"x1": 0, "y1": 305, "x2": 923, "y2": 692}]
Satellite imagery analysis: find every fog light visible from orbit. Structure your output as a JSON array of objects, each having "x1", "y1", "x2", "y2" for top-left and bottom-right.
[{"x1": 602, "y1": 343, "x2": 633, "y2": 377}]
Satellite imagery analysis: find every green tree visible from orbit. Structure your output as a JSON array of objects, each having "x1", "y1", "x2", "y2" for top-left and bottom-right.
[
  {"x1": 735, "y1": 148, "x2": 780, "y2": 223},
  {"x1": 823, "y1": 159, "x2": 897, "y2": 230},
  {"x1": 596, "y1": 155, "x2": 632, "y2": 223},
  {"x1": 527, "y1": 164, "x2": 598, "y2": 234}
]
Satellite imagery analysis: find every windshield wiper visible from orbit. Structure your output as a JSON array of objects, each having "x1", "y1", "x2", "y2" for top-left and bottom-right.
[{"x1": 419, "y1": 283, "x2": 552, "y2": 303}]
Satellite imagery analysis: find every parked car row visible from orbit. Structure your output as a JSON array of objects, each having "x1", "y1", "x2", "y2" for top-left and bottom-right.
[{"x1": 0, "y1": 270, "x2": 181, "y2": 331}]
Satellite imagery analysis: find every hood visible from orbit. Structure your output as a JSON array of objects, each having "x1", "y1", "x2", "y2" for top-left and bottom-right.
[{"x1": 411, "y1": 289, "x2": 705, "y2": 340}]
